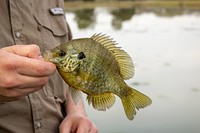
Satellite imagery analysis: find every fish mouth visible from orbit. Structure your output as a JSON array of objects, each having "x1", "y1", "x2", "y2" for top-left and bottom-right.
[
  {"x1": 43, "y1": 51, "x2": 61, "y2": 65},
  {"x1": 43, "y1": 51, "x2": 53, "y2": 62}
]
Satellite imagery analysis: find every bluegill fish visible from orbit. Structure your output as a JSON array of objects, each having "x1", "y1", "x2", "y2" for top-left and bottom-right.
[{"x1": 44, "y1": 34, "x2": 152, "y2": 120}]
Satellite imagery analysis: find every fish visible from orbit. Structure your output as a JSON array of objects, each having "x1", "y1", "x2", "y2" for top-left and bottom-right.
[{"x1": 44, "y1": 33, "x2": 152, "y2": 120}]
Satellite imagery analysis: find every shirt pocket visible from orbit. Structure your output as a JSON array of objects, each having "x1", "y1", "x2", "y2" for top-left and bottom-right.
[{"x1": 33, "y1": 8, "x2": 68, "y2": 37}]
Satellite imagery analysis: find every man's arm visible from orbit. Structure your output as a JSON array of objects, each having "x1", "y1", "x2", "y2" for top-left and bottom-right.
[{"x1": 59, "y1": 89, "x2": 98, "y2": 133}]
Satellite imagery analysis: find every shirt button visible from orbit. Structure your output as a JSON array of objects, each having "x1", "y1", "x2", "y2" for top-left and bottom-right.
[
  {"x1": 37, "y1": 122, "x2": 42, "y2": 128},
  {"x1": 15, "y1": 32, "x2": 22, "y2": 38}
]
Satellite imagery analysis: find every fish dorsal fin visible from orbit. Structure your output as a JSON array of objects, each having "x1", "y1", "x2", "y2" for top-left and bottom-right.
[
  {"x1": 91, "y1": 33, "x2": 134, "y2": 79},
  {"x1": 87, "y1": 93, "x2": 116, "y2": 111}
]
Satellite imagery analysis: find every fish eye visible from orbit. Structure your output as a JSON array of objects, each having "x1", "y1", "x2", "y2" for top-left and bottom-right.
[{"x1": 59, "y1": 50, "x2": 66, "y2": 57}]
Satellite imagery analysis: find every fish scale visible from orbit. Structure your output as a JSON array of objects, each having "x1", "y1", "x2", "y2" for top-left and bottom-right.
[
  {"x1": 81, "y1": 47, "x2": 114, "y2": 93},
  {"x1": 44, "y1": 33, "x2": 152, "y2": 120}
]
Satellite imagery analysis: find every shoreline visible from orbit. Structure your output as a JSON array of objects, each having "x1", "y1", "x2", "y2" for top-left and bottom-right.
[{"x1": 64, "y1": 1, "x2": 200, "y2": 11}]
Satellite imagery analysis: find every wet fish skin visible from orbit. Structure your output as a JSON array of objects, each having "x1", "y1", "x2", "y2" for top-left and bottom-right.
[{"x1": 44, "y1": 34, "x2": 152, "y2": 120}]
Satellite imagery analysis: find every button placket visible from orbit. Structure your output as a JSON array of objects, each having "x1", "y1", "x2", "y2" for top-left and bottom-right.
[
  {"x1": 28, "y1": 94, "x2": 44, "y2": 133},
  {"x1": 9, "y1": 1, "x2": 25, "y2": 44}
]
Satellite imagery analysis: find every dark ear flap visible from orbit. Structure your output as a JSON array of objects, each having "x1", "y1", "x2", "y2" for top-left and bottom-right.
[{"x1": 78, "y1": 52, "x2": 86, "y2": 60}]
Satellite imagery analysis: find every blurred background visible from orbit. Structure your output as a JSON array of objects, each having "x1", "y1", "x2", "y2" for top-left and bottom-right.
[{"x1": 64, "y1": 0, "x2": 200, "y2": 133}]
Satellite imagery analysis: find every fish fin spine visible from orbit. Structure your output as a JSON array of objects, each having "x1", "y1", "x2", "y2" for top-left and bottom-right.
[
  {"x1": 91, "y1": 33, "x2": 134, "y2": 80},
  {"x1": 87, "y1": 93, "x2": 116, "y2": 111},
  {"x1": 121, "y1": 86, "x2": 152, "y2": 120}
]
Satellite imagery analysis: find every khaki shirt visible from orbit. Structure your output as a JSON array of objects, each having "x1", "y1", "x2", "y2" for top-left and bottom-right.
[{"x1": 0, "y1": 0, "x2": 71, "y2": 133}]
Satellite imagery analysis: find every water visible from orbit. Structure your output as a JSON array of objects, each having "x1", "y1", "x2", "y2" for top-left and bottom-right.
[{"x1": 65, "y1": 8, "x2": 200, "y2": 133}]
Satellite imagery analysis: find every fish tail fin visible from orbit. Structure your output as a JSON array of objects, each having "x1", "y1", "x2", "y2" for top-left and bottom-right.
[{"x1": 120, "y1": 86, "x2": 152, "y2": 120}]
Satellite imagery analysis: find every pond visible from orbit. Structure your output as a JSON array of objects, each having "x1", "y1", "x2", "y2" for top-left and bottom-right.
[{"x1": 65, "y1": 6, "x2": 200, "y2": 133}]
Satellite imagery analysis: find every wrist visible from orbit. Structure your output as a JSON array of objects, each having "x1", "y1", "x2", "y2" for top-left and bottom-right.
[{"x1": 66, "y1": 100, "x2": 87, "y2": 117}]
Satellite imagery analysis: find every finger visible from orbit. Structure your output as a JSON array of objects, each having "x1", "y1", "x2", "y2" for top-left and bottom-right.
[
  {"x1": 75, "y1": 121, "x2": 93, "y2": 133},
  {"x1": 0, "y1": 93, "x2": 21, "y2": 102},
  {"x1": 76, "y1": 127, "x2": 84, "y2": 133},
  {"x1": 17, "y1": 74, "x2": 49, "y2": 89},
  {"x1": 77, "y1": 126, "x2": 88, "y2": 133},
  {"x1": 1, "y1": 70, "x2": 49, "y2": 91},
  {"x1": 15, "y1": 87, "x2": 42, "y2": 97},
  {"x1": 8, "y1": 44, "x2": 42, "y2": 59},
  {"x1": 2, "y1": 46, "x2": 56, "y2": 77},
  {"x1": 59, "y1": 120, "x2": 71, "y2": 133},
  {"x1": 16, "y1": 57, "x2": 56, "y2": 77},
  {"x1": 89, "y1": 124, "x2": 98, "y2": 133},
  {"x1": 3, "y1": 87, "x2": 42, "y2": 100},
  {"x1": 59, "y1": 126, "x2": 71, "y2": 133}
]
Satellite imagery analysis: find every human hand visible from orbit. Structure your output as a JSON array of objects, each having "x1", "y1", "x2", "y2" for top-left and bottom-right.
[
  {"x1": 0, "y1": 45, "x2": 56, "y2": 102},
  {"x1": 59, "y1": 113, "x2": 98, "y2": 133}
]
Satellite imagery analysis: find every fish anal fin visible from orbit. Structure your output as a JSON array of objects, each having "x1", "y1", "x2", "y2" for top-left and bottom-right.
[
  {"x1": 87, "y1": 93, "x2": 116, "y2": 111},
  {"x1": 69, "y1": 86, "x2": 83, "y2": 105}
]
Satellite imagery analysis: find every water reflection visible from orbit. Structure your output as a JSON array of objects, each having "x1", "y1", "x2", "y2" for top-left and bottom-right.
[
  {"x1": 66, "y1": 6, "x2": 200, "y2": 133},
  {"x1": 69, "y1": 6, "x2": 200, "y2": 30},
  {"x1": 74, "y1": 9, "x2": 96, "y2": 29},
  {"x1": 111, "y1": 8, "x2": 135, "y2": 30}
]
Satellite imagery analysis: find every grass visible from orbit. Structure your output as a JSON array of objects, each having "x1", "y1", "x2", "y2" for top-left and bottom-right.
[{"x1": 64, "y1": 0, "x2": 200, "y2": 11}]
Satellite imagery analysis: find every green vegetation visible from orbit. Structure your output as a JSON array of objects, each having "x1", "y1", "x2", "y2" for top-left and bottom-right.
[
  {"x1": 65, "y1": 0, "x2": 200, "y2": 29},
  {"x1": 64, "y1": 0, "x2": 200, "y2": 11}
]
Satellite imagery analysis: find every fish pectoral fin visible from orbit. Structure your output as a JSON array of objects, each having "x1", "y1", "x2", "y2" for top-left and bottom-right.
[
  {"x1": 69, "y1": 86, "x2": 82, "y2": 105},
  {"x1": 87, "y1": 93, "x2": 116, "y2": 111}
]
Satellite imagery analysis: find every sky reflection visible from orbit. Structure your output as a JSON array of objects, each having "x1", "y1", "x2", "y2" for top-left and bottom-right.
[{"x1": 66, "y1": 8, "x2": 200, "y2": 133}]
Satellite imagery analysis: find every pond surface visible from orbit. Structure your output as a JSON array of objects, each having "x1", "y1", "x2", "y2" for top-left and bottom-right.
[{"x1": 65, "y1": 7, "x2": 200, "y2": 133}]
